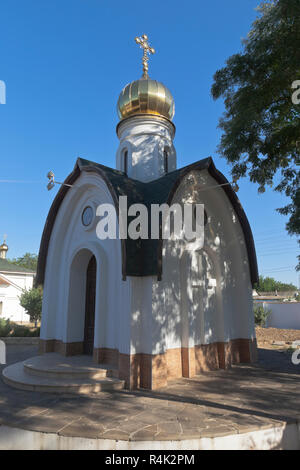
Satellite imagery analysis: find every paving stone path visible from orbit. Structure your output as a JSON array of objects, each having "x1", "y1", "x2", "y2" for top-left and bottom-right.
[{"x1": 0, "y1": 345, "x2": 299, "y2": 441}]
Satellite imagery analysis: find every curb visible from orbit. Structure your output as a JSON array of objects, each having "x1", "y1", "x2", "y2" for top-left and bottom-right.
[
  {"x1": 0, "y1": 338, "x2": 40, "y2": 346},
  {"x1": 0, "y1": 422, "x2": 299, "y2": 450}
]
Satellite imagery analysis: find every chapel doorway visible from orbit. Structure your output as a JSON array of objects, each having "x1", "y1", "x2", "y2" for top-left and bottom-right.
[{"x1": 83, "y1": 255, "x2": 96, "y2": 355}]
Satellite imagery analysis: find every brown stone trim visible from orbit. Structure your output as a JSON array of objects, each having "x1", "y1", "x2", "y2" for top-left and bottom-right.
[
  {"x1": 181, "y1": 347, "x2": 196, "y2": 378},
  {"x1": 221, "y1": 338, "x2": 257, "y2": 367},
  {"x1": 151, "y1": 353, "x2": 168, "y2": 389},
  {"x1": 195, "y1": 343, "x2": 219, "y2": 373},
  {"x1": 118, "y1": 353, "x2": 132, "y2": 389},
  {"x1": 239, "y1": 337, "x2": 257, "y2": 363},
  {"x1": 130, "y1": 354, "x2": 142, "y2": 389},
  {"x1": 39, "y1": 339, "x2": 55, "y2": 354},
  {"x1": 217, "y1": 342, "x2": 226, "y2": 369},
  {"x1": 250, "y1": 338, "x2": 258, "y2": 363},
  {"x1": 118, "y1": 352, "x2": 169, "y2": 390},
  {"x1": 93, "y1": 347, "x2": 119, "y2": 366},
  {"x1": 53, "y1": 340, "x2": 64, "y2": 355},
  {"x1": 64, "y1": 342, "x2": 84, "y2": 356},
  {"x1": 166, "y1": 348, "x2": 182, "y2": 379},
  {"x1": 39, "y1": 338, "x2": 257, "y2": 390},
  {"x1": 139, "y1": 354, "x2": 152, "y2": 389},
  {"x1": 38, "y1": 339, "x2": 83, "y2": 356},
  {"x1": 118, "y1": 353, "x2": 154, "y2": 389}
]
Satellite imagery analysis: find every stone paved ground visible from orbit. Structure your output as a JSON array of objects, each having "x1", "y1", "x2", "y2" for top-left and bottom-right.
[{"x1": 0, "y1": 345, "x2": 299, "y2": 442}]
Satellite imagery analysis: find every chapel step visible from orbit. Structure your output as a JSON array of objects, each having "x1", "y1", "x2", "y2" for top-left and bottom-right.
[
  {"x1": 1, "y1": 355, "x2": 124, "y2": 395},
  {"x1": 23, "y1": 353, "x2": 118, "y2": 380}
]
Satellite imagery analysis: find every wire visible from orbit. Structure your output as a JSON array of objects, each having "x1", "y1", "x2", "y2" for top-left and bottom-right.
[
  {"x1": 259, "y1": 253, "x2": 298, "y2": 258},
  {"x1": 260, "y1": 265, "x2": 294, "y2": 270},
  {"x1": 0, "y1": 179, "x2": 43, "y2": 184},
  {"x1": 255, "y1": 235, "x2": 296, "y2": 243},
  {"x1": 260, "y1": 268, "x2": 296, "y2": 273},
  {"x1": 0, "y1": 177, "x2": 234, "y2": 192},
  {"x1": 256, "y1": 243, "x2": 298, "y2": 249}
]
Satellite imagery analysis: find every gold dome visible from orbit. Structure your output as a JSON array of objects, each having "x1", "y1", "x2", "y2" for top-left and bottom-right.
[{"x1": 117, "y1": 78, "x2": 175, "y2": 121}]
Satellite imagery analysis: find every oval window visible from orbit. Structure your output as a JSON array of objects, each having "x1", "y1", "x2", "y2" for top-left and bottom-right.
[{"x1": 82, "y1": 206, "x2": 94, "y2": 227}]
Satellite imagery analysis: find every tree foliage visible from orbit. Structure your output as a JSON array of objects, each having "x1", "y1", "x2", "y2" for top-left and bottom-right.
[
  {"x1": 19, "y1": 286, "x2": 43, "y2": 325},
  {"x1": 211, "y1": 0, "x2": 300, "y2": 268},
  {"x1": 255, "y1": 275, "x2": 297, "y2": 292},
  {"x1": 9, "y1": 253, "x2": 38, "y2": 272}
]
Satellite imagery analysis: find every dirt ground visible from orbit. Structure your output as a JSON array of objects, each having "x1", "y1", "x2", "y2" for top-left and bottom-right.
[{"x1": 256, "y1": 326, "x2": 300, "y2": 350}]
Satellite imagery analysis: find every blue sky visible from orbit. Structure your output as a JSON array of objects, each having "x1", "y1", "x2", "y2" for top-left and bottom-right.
[{"x1": 0, "y1": 0, "x2": 298, "y2": 286}]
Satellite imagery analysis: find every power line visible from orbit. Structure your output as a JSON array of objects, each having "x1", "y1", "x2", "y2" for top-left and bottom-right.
[
  {"x1": 257, "y1": 248, "x2": 298, "y2": 253},
  {"x1": 260, "y1": 266, "x2": 295, "y2": 270},
  {"x1": 255, "y1": 234, "x2": 296, "y2": 241},
  {"x1": 254, "y1": 225, "x2": 287, "y2": 232},
  {"x1": 256, "y1": 242, "x2": 297, "y2": 248},
  {"x1": 260, "y1": 265, "x2": 294, "y2": 271},
  {"x1": 258, "y1": 252, "x2": 298, "y2": 257},
  {"x1": 260, "y1": 269, "x2": 296, "y2": 273},
  {"x1": 257, "y1": 248, "x2": 298, "y2": 252},
  {"x1": 255, "y1": 235, "x2": 296, "y2": 243},
  {"x1": 0, "y1": 179, "x2": 43, "y2": 184}
]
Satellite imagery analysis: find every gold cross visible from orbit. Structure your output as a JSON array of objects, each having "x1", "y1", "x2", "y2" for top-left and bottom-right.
[{"x1": 135, "y1": 34, "x2": 155, "y2": 79}]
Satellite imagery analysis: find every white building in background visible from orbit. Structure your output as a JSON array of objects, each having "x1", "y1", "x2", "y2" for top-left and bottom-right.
[{"x1": 0, "y1": 241, "x2": 35, "y2": 323}]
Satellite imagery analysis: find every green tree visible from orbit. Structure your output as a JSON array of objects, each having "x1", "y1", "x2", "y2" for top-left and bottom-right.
[
  {"x1": 19, "y1": 287, "x2": 43, "y2": 326},
  {"x1": 211, "y1": 0, "x2": 300, "y2": 268},
  {"x1": 10, "y1": 253, "x2": 38, "y2": 272},
  {"x1": 254, "y1": 304, "x2": 271, "y2": 327},
  {"x1": 255, "y1": 275, "x2": 297, "y2": 292}
]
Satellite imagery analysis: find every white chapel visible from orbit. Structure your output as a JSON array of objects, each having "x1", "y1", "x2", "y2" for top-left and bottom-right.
[{"x1": 3, "y1": 35, "x2": 258, "y2": 391}]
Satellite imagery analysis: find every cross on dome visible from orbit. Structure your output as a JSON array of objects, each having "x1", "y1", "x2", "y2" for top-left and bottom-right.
[{"x1": 135, "y1": 34, "x2": 155, "y2": 79}]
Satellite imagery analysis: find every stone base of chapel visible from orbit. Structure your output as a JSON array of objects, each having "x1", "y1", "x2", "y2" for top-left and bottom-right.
[{"x1": 39, "y1": 338, "x2": 257, "y2": 390}]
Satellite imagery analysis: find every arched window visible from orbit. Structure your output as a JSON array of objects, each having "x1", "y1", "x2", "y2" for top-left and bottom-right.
[
  {"x1": 164, "y1": 149, "x2": 169, "y2": 174},
  {"x1": 123, "y1": 149, "x2": 128, "y2": 175}
]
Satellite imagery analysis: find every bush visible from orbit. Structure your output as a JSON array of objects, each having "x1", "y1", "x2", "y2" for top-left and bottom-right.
[
  {"x1": 254, "y1": 304, "x2": 271, "y2": 327},
  {"x1": 10, "y1": 325, "x2": 40, "y2": 337},
  {"x1": 0, "y1": 318, "x2": 40, "y2": 337},
  {"x1": 0, "y1": 318, "x2": 12, "y2": 337}
]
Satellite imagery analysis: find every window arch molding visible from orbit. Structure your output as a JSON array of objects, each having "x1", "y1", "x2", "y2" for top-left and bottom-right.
[{"x1": 118, "y1": 142, "x2": 133, "y2": 175}]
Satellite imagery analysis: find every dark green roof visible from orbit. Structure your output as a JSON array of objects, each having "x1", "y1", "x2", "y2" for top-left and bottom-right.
[
  {"x1": 36, "y1": 157, "x2": 258, "y2": 286},
  {"x1": 0, "y1": 258, "x2": 35, "y2": 274}
]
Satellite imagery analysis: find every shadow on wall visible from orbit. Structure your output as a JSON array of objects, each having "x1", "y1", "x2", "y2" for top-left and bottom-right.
[{"x1": 145, "y1": 169, "x2": 254, "y2": 361}]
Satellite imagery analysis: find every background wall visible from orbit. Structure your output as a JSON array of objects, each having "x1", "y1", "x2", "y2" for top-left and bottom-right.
[
  {"x1": 264, "y1": 302, "x2": 300, "y2": 330},
  {"x1": 0, "y1": 273, "x2": 33, "y2": 322}
]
